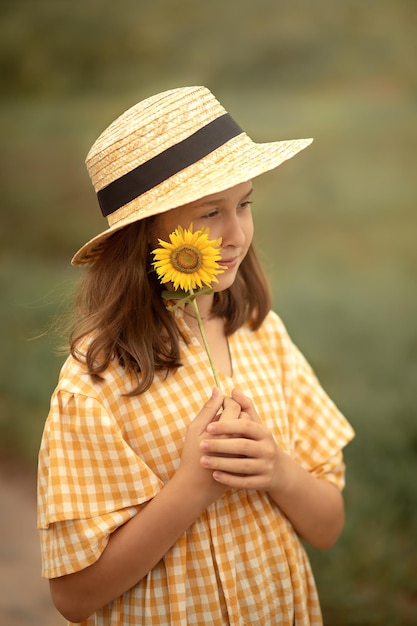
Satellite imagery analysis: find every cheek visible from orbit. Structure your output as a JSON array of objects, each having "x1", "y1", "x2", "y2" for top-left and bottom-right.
[
  {"x1": 243, "y1": 215, "x2": 254, "y2": 249},
  {"x1": 151, "y1": 215, "x2": 180, "y2": 247},
  {"x1": 151, "y1": 207, "x2": 193, "y2": 244}
]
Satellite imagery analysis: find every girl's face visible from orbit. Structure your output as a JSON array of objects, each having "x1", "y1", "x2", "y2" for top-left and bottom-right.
[{"x1": 152, "y1": 181, "x2": 254, "y2": 292}]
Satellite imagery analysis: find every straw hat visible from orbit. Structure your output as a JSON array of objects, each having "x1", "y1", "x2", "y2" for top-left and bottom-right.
[{"x1": 72, "y1": 86, "x2": 313, "y2": 265}]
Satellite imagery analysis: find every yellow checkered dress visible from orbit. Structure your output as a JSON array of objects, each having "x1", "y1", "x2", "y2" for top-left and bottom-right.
[{"x1": 38, "y1": 311, "x2": 354, "y2": 625}]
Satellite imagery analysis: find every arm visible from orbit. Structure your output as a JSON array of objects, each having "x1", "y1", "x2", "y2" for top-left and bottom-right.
[
  {"x1": 199, "y1": 388, "x2": 345, "y2": 550},
  {"x1": 50, "y1": 389, "x2": 236, "y2": 623}
]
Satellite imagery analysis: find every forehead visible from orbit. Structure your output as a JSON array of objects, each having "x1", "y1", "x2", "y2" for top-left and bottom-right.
[{"x1": 187, "y1": 180, "x2": 253, "y2": 209}]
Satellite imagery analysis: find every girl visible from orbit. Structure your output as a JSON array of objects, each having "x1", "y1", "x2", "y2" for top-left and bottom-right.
[{"x1": 38, "y1": 86, "x2": 354, "y2": 625}]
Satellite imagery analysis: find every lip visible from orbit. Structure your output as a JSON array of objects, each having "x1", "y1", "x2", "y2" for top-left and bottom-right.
[{"x1": 219, "y1": 257, "x2": 239, "y2": 270}]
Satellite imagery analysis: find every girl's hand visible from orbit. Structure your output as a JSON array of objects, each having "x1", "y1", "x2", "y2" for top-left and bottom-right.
[
  {"x1": 199, "y1": 389, "x2": 346, "y2": 550},
  {"x1": 176, "y1": 388, "x2": 242, "y2": 506},
  {"x1": 199, "y1": 389, "x2": 281, "y2": 492},
  {"x1": 230, "y1": 387, "x2": 262, "y2": 423}
]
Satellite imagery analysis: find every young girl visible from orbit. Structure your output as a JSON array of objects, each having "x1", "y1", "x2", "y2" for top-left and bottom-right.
[{"x1": 37, "y1": 86, "x2": 354, "y2": 625}]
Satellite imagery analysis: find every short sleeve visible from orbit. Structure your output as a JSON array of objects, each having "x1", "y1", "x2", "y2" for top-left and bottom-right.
[
  {"x1": 39, "y1": 505, "x2": 142, "y2": 578},
  {"x1": 38, "y1": 389, "x2": 164, "y2": 577},
  {"x1": 288, "y1": 344, "x2": 355, "y2": 491},
  {"x1": 38, "y1": 389, "x2": 163, "y2": 520}
]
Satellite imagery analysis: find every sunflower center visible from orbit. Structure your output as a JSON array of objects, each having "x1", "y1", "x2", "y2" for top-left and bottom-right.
[{"x1": 171, "y1": 245, "x2": 203, "y2": 274}]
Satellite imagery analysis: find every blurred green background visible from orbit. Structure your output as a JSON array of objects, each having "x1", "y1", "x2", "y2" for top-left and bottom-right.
[{"x1": 1, "y1": 0, "x2": 416, "y2": 624}]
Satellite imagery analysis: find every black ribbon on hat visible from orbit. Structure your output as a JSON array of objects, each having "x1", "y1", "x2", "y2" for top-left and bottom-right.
[{"x1": 97, "y1": 113, "x2": 243, "y2": 217}]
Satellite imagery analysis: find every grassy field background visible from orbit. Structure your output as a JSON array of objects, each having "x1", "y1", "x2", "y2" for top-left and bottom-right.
[{"x1": 1, "y1": 1, "x2": 416, "y2": 623}]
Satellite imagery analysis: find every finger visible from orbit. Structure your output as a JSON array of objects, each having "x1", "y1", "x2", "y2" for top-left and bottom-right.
[
  {"x1": 218, "y1": 395, "x2": 241, "y2": 422},
  {"x1": 207, "y1": 418, "x2": 261, "y2": 439},
  {"x1": 201, "y1": 435, "x2": 256, "y2": 458},
  {"x1": 201, "y1": 453, "x2": 260, "y2": 475},
  {"x1": 194, "y1": 388, "x2": 225, "y2": 434},
  {"x1": 231, "y1": 388, "x2": 262, "y2": 423},
  {"x1": 211, "y1": 471, "x2": 268, "y2": 491}
]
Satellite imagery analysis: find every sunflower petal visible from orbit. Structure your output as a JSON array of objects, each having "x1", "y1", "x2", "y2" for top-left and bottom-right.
[{"x1": 151, "y1": 225, "x2": 223, "y2": 293}]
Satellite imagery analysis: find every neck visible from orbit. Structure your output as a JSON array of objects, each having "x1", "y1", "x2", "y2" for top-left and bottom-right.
[{"x1": 185, "y1": 292, "x2": 214, "y2": 321}]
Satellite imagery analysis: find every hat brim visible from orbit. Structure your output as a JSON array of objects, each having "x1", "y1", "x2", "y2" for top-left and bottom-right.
[{"x1": 72, "y1": 135, "x2": 312, "y2": 265}]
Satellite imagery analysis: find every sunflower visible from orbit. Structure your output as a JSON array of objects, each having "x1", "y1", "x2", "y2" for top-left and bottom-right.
[
  {"x1": 151, "y1": 225, "x2": 224, "y2": 388},
  {"x1": 152, "y1": 225, "x2": 224, "y2": 292}
]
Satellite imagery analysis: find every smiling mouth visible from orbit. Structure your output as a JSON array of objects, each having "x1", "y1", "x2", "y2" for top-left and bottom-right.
[{"x1": 219, "y1": 258, "x2": 239, "y2": 268}]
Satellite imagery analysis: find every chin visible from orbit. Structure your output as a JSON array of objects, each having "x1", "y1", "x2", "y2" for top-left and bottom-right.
[{"x1": 214, "y1": 271, "x2": 238, "y2": 292}]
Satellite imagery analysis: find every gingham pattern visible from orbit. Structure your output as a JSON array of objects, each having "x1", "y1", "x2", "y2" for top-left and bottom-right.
[{"x1": 38, "y1": 311, "x2": 354, "y2": 625}]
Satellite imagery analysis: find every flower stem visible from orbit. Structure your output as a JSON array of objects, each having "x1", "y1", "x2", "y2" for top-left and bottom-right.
[{"x1": 189, "y1": 293, "x2": 221, "y2": 390}]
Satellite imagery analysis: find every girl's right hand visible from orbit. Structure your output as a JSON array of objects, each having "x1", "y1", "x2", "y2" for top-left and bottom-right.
[{"x1": 176, "y1": 388, "x2": 241, "y2": 507}]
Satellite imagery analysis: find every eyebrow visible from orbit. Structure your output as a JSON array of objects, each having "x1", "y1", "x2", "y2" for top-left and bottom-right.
[{"x1": 193, "y1": 187, "x2": 253, "y2": 208}]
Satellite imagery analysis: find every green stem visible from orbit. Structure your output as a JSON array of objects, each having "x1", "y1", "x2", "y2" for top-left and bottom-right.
[{"x1": 189, "y1": 291, "x2": 221, "y2": 390}]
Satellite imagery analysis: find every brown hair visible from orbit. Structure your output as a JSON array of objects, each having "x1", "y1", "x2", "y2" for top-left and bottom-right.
[{"x1": 69, "y1": 219, "x2": 271, "y2": 394}]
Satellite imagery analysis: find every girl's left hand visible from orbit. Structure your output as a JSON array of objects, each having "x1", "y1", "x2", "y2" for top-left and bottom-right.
[
  {"x1": 200, "y1": 388, "x2": 346, "y2": 550},
  {"x1": 199, "y1": 388, "x2": 281, "y2": 492}
]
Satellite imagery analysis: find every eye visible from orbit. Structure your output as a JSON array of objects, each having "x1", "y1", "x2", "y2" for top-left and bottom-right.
[
  {"x1": 238, "y1": 199, "x2": 253, "y2": 210},
  {"x1": 202, "y1": 209, "x2": 220, "y2": 219}
]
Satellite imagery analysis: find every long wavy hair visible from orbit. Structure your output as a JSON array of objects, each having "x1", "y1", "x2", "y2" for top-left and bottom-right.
[{"x1": 69, "y1": 218, "x2": 271, "y2": 395}]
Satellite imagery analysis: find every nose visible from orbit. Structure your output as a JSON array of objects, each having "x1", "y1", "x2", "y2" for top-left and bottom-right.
[{"x1": 221, "y1": 213, "x2": 246, "y2": 249}]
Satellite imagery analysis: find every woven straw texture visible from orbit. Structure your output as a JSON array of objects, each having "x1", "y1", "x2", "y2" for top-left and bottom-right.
[{"x1": 73, "y1": 86, "x2": 312, "y2": 265}]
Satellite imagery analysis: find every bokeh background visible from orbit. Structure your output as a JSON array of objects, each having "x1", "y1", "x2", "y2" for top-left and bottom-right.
[{"x1": 1, "y1": 0, "x2": 416, "y2": 624}]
